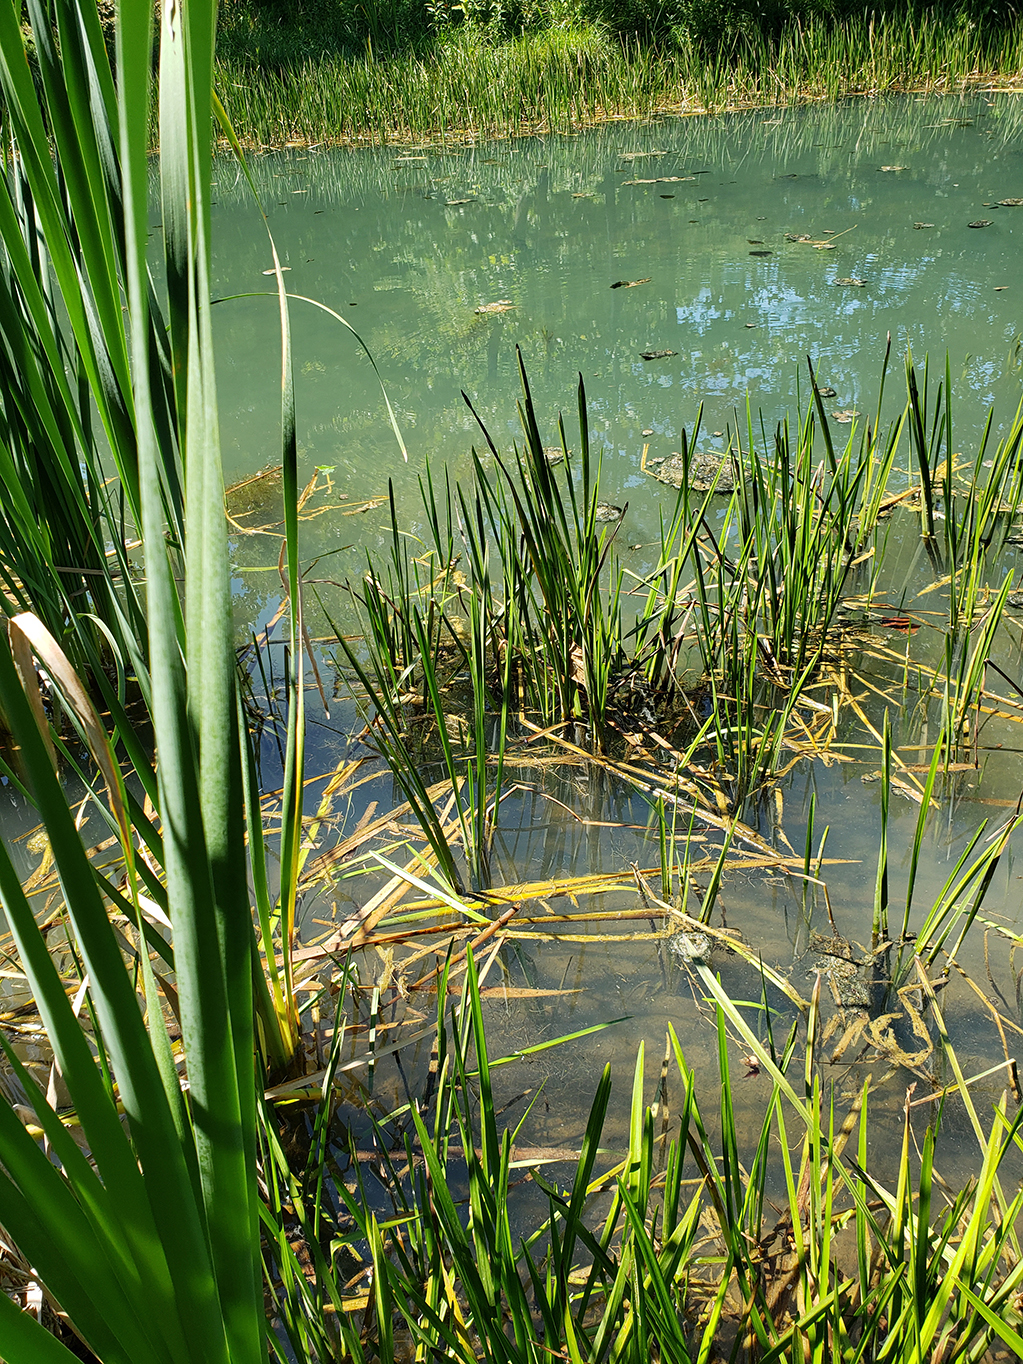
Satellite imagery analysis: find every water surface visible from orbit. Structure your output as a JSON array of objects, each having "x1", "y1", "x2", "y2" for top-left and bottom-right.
[{"x1": 205, "y1": 92, "x2": 1023, "y2": 1169}]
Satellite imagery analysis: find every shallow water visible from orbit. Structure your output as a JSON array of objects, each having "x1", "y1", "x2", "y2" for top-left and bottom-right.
[
  {"x1": 210, "y1": 90, "x2": 1023, "y2": 507},
  {"x1": 211, "y1": 91, "x2": 1023, "y2": 1171}
]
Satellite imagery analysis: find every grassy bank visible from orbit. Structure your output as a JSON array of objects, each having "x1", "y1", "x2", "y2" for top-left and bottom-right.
[{"x1": 214, "y1": 8, "x2": 1023, "y2": 147}]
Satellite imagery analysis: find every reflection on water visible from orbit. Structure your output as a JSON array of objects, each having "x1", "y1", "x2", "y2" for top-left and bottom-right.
[
  {"x1": 214, "y1": 92, "x2": 1023, "y2": 1169},
  {"x1": 210, "y1": 91, "x2": 1023, "y2": 508}
]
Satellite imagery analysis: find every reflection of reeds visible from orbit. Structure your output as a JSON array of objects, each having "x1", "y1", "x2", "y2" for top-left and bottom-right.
[{"x1": 206, "y1": 85, "x2": 1023, "y2": 205}]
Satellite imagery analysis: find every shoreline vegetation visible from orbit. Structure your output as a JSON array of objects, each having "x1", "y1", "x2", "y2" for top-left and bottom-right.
[{"x1": 213, "y1": 5, "x2": 1023, "y2": 148}]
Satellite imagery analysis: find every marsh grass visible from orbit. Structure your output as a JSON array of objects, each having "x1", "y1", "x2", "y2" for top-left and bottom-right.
[
  {"x1": 259, "y1": 950, "x2": 1023, "y2": 1364},
  {"x1": 334, "y1": 343, "x2": 1023, "y2": 912},
  {"x1": 214, "y1": 12, "x2": 1023, "y2": 148}
]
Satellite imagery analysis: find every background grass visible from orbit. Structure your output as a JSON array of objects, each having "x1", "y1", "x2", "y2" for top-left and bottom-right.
[{"x1": 213, "y1": 0, "x2": 1023, "y2": 145}]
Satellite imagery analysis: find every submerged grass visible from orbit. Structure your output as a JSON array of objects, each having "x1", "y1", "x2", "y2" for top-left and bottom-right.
[{"x1": 215, "y1": 12, "x2": 1023, "y2": 148}]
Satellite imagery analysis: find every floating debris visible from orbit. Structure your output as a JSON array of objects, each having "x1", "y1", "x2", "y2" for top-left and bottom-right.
[
  {"x1": 444, "y1": 198, "x2": 476, "y2": 206},
  {"x1": 749, "y1": 250, "x2": 773, "y2": 257},
  {"x1": 622, "y1": 176, "x2": 696, "y2": 185},
  {"x1": 543, "y1": 447, "x2": 565, "y2": 465},
  {"x1": 641, "y1": 428, "x2": 654, "y2": 436},
  {"x1": 968, "y1": 220, "x2": 993, "y2": 228},
  {"x1": 475, "y1": 300, "x2": 516, "y2": 314},
  {"x1": 660, "y1": 194, "x2": 675, "y2": 198},
  {"x1": 996, "y1": 285, "x2": 1009, "y2": 291},
  {"x1": 618, "y1": 150, "x2": 668, "y2": 161},
  {"x1": 913, "y1": 222, "x2": 935, "y2": 229},
  {"x1": 816, "y1": 386, "x2": 837, "y2": 398},
  {"x1": 831, "y1": 409, "x2": 861, "y2": 423},
  {"x1": 594, "y1": 502, "x2": 623, "y2": 523},
  {"x1": 649, "y1": 451, "x2": 738, "y2": 493},
  {"x1": 639, "y1": 349, "x2": 677, "y2": 360},
  {"x1": 611, "y1": 278, "x2": 651, "y2": 289},
  {"x1": 880, "y1": 165, "x2": 908, "y2": 172},
  {"x1": 748, "y1": 239, "x2": 764, "y2": 244},
  {"x1": 785, "y1": 233, "x2": 813, "y2": 242},
  {"x1": 835, "y1": 277, "x2": 866, "y2": 287},
  {"x1": 999, "y1": 198, "x2": 1023, "y2": 206},
  {"x1": 744, "y1": 322, "x2": 758, "y2": 328}
]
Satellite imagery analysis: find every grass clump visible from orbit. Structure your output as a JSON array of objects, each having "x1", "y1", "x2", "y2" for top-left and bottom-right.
[{"x1": 336, "y1": 340, "x2": 1023, "y2": 899}]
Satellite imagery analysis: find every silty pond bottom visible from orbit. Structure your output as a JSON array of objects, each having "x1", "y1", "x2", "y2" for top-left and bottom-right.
[{"x1": 166, "y1": 91, "x2": 1023, "y2": 1176}]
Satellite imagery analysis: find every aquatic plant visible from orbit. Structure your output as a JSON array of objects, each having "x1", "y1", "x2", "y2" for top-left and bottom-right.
[
  {"x1": 0, "y1": 0, "x2": 294, "y2": 1357},
  {"x1": 259, "y1": 947, "x2": 1023, "y2": 1364}
]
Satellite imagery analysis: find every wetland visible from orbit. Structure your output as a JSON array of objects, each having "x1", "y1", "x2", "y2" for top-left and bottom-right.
[
  {"x1": 208, "y1": 93, "x2": 1023, "y2": 1173},
  {"x1": 7, "y1": 25, "x2": 1023, "y2": 1353}
]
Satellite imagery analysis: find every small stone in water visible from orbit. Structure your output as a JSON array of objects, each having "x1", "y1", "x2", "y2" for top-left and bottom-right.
[
  {"x1": 817, "y1": 386, "x2": 837, "y2": 398},
  {"x1": 831, "y1": 409, "x2": 860, "y2": 423},
  {"x1": 642, "y1": 428, "x2": 654, "y2": 436},
  {"x1": 594, "y1": 503, "x2": 623, "y2": 522}
]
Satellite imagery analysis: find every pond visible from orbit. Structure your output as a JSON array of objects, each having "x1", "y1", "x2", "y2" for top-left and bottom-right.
[{"x1": 206, "y1": 91, "x2": 1023, "y2": 1179}]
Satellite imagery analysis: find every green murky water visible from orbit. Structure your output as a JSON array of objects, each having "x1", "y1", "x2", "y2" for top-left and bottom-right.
[{"x1": 206, "y1": 93, "x2": 1023, "y2": 1158}]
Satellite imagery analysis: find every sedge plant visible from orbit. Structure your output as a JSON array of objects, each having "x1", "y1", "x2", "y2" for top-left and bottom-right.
[{"x1": 0, "y1": 0, "x2": 306, "y2": 1357}]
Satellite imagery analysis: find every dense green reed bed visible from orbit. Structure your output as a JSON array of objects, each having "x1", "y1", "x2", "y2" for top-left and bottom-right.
[{"x1": 215, "y1": 12, "x2": 1023, "y2": 147}]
